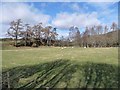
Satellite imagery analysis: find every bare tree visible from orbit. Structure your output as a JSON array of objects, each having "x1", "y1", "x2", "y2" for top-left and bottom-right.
[
  {"x1": 8, "y1": 19, "x2": 23, "y2": 46},
  {"x1": 50, "y1": 28, "x2": 58, "y2": 46},
  {"x1": 88, "y1": 26, "x2": 97, "y2": 47},
  {"x1": 96, "y1": 25, "x2": 103, "y2": 47},
  {"x1": 104, "y1": 25, "x2": 109, "y2": 34},
  {"x1": 36, "y1": 23, "x2": 44, "y2": 45},
  {"x1": 96, "y1": 25, "x2": 103, "y2": 35},
  {"x1": 102, "y1": 25, "x2": 109, "y2": 47},
  {"x1": 7, "y1": 19, "x2": 119, "y2": 47},
  {"x1": 69, "y1": 26, "x2": 81, "y2": 46},
  {"x1": 43, "y1": 26, "x2": 52, "y2": 46},
  {"x1": 69, "y1": 26, "x2": 75, "y2": 42},
  {"x1": 111, "y1": 22, "x2": 117, "y2": 31},
  {"x1": 23, "y1": 24, "x2": 33, "y2": 46},
  {"x1": 74, "y1": 27, "x2": 81, "y2": 46},
  {"x1": 32, "y1": 23, "x2": 44, "y2": 46},
  {"x1": 82, "y1": 27, "x2": 90, "y2": 47},
  {"x1": 60, "y1": 36, "x2": 65, "y2": 47}
]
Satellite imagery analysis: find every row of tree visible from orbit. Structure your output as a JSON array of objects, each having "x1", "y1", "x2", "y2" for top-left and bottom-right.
[
  {"x1": 7, "y1": 19, "x2": 119, "y2": 47},
  {"x1": 67, "y1": 23, "x2": 118, "y2": 47},
  {"x1": 7, "y1": 19, "x2": 58, "y2": 47}
]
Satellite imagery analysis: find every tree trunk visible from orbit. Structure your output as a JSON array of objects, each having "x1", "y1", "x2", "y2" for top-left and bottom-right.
[{"x1": 15, "y1": 35, "x2": 17, "y2": 47}]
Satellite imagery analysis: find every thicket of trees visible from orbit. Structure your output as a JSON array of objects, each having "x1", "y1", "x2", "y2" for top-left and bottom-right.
[
  {"x1": 7, "y1": 19, "x2": 119, "y2": 47},
  {"x1": 80, "y1": 23, "x2": 119, "y2": 47},
  {"x1": 7, "y1": 19, "x2": 58, "y2": 47}
]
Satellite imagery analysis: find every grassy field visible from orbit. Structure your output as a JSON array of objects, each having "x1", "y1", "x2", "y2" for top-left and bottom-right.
[
  {"x1": 2, "y1": 45, "x2": 119, "y2": 88},
  {"x1": 2, "y1": 46, "x2": 118, "y2": 69}
]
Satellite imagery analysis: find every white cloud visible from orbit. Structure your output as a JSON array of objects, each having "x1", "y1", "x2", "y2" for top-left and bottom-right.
[
  {"x1": 1, "y1": 3, "x2": 51, "y2": 25},
  {"x1": 0, "y1": 2, "x2": 117, "y2": 38},
  {"x1": 52, "y1": 12, "x2": 101, "y2": 29},
  {"x1": 86, "y1": 2, "x2": 118, "y2": 25},
  {"x1": 0, "y1": 2, "x2": 51, "y2": 37}
]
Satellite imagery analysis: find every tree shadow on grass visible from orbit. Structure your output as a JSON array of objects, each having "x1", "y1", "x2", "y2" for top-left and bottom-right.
[
  {"x1": 2, "y1": 60, "x2": 119, "y2": 89},
  {"x1": 82, "y1": 63, "x2": 119, "y2": 88}
]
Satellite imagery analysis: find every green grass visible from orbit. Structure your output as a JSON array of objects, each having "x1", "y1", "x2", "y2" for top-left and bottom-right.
[
  {"x1": 2, "y1": 60, "x2": 119, "y2": 88},
  {"x1": 2, "y1": 46, "x2": 119, "y2": 88},
  {"x1": 2, "y1": 47, "x2": 118, "y2": 69}
]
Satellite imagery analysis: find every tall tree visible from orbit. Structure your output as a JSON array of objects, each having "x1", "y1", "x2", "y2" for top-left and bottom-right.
[
  {"x1": 74, "y1": 27, "x2": 81, "y2": 46},
  {"x1": 89, "y1": 26, "x2": 97, "y2": 47},
  {"x1": 90, "y1": 26, "x2": 97, "y2": 35},
  {"x1": 50, "y1": 28, "x2": 57, "y2": 40},
  {"x1": 82, "y1": 27, "x2": 90, "y2": 47},
  {"x1": 32, "y1": 23, "x2": 43, "y2": 46},
  {"x1": 8, "y1": 19, "x2": 23, "y2": 46},
  {"x1": 43, "y1": 26, "x2": 52, "y2": 46},
  {"x1": 111, "y1": 22, "x2": 117, "y2": 31},
  {"x1": 60, "y1": 36, "x2": 65, "y2": 47},
  {"x1": 96, "y1": 25, "x2": 103, "y2": 47},
  {"x1": 50, "y1": 28, "x2": 58, "y2": 46},
  {"x1": 69, "y1": 26, "x2": 81, "y2": 46},
  {"x1": 96, "y1": 25, "x2": 103, "y2": 35},
  {"x1": 103, "y1": 25, "x2": 109, "y2": 47},
  {"x1": 23, "y1": 24, "x2": 33, "y2": 46},
  {"x1": 104, "y1": 25, "x2": 108, "y2": 34},
  {"x1": 37, "y1": 23, "x2": 44, "y2": 45},
  {"x1": 69, "y1": 26, "x2": 75, "y2": 42}
]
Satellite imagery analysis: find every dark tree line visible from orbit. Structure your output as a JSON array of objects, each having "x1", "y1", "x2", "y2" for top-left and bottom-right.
[{"x1": 7, "y1": 19, "x2": 119, "y2": 47}]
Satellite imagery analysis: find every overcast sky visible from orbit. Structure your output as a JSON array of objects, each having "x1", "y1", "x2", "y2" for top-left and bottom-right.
[{"x1": 0, "y1": 1, "x2": 118, "y2": 38}]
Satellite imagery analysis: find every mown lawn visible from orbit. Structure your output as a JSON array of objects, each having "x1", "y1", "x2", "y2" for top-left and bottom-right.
[{"x1": 2, "y1": 46, "x2": 119, "y2": 88}]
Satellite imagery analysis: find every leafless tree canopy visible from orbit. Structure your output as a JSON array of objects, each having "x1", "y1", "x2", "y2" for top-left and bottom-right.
[{"x1": 7, "y1": 19, "x2": 119, "y2": 47}]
